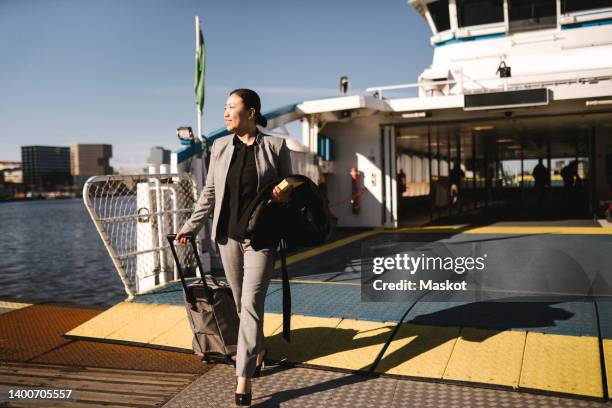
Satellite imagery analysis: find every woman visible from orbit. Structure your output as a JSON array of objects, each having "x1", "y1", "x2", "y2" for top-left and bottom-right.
[{"x1": 176, "y1": 88, "x2": 292, "y2": 406}]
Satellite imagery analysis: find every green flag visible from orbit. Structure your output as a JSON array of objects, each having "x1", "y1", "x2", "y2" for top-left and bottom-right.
[{"x1": 194, "y1": 27, "x2": 205, "y2": 114}]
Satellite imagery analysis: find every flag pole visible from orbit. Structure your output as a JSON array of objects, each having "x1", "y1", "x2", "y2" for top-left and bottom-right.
[{"x1": 195, "y1": 16, "x2": 203, "y2": 143}]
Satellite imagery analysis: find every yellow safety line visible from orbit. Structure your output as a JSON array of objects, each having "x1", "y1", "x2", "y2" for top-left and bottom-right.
[
  {"x1": 391, "y1": 225, "x2": 612, "y2": 235},
  {"x1": 270, "y1": 278, "x2": 360, "y2": 286},
  {"x1": 462, "y1": 226, "x2": 612, "y2": 235},
  {"x1": 0, "y1": 300, "x2": 33, "y2": 309},
  {"x1": 392, "y1": 225, "x2": 469, "y2": 233}
]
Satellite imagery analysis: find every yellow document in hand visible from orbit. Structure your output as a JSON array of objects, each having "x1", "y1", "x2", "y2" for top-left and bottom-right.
[{"x1": 267, "y1": 178, "x2": 304, "y2": 204}]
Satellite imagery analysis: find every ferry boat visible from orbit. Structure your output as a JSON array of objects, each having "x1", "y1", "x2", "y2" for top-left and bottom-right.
[{"x1": 173, "y1": 0, "x2": 612, "y2": 233}]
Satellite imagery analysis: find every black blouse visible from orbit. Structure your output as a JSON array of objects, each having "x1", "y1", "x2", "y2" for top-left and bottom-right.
[{"x1": 217, "y1": 134, "x2": 258, "y2": 241}]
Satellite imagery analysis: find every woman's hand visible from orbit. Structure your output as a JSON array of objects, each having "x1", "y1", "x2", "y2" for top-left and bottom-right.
[
  {"x1": 270, "y1": 185, "x2": 291, "y2": 203},
  {"x1": 176, "y1": 233, "x2": 189, "y2": 244}
]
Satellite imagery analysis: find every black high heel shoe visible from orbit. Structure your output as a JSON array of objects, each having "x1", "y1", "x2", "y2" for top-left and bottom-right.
[
  {"x1": 253, "y1": 348, "x2": 268, "y2": 377},
  {"x1": 235, "y1": 378, "x2": 252, "y2": 406}
]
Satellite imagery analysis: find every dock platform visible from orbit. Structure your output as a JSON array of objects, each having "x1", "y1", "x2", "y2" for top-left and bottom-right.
[{"x1": 3, "y1": 225, "x2": 612, "y2": 406}]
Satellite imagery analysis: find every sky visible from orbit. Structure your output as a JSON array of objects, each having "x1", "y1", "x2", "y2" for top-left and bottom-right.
[{"x1": 0, "y1": 0, "x2": 434, "y2": 167}]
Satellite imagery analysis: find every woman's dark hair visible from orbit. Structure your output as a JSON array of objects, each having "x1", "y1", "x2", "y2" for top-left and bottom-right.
[{"x1": 229, "y1": 88, "x2": 267, "y2": 127}]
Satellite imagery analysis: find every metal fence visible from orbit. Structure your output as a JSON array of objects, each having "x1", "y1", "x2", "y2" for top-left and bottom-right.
[{"x1": 82, "y1": 173, "x2": 204, "y2": 298}]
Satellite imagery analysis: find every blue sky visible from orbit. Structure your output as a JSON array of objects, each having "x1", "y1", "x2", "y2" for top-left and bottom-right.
[{"x1": 0, "y1": 0, "x2": 433, "y2": 167}]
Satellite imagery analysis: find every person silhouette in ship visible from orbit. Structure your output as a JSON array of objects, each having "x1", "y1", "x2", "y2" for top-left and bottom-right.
[{"x1": 532, "y1": 158, "x2": 549, "y2": 210}]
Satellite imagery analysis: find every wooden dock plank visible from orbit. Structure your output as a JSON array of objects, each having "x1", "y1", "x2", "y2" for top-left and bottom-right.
[{"x1": 0, "y1": 363, "x2": 196, "y2": 384}]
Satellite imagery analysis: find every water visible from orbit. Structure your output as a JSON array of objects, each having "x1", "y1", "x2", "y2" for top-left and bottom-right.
[{"x1": 0, "y1": 198, "x2": 127, "y2": 308}]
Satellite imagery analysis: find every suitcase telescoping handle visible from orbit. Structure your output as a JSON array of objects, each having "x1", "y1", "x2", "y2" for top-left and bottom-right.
[{"x1": 166, "y1": 233, "x2": 213, "y2": 304}]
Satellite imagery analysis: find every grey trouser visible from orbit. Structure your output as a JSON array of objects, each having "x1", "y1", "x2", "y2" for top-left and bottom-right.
[{"x1": 216, "y1": 236, "x2": 276, "y2": 378}]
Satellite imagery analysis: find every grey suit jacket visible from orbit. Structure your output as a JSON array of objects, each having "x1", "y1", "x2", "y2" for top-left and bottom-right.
[{"x1": 178, "y1": 129, "x2": 293, "y2": 243}]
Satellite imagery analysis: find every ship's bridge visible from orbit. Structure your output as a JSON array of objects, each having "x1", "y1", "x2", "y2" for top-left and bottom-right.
[
  {"x1": 408, "y1": 0, "x2": 612, "y2": 97},
  {"x1": 412, "y1": 0, "x2": 612, "y2": 45}
]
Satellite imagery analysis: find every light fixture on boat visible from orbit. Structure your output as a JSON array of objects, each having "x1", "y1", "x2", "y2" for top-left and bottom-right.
[
  {"x1": 507, "y1": 145, "x2": 522, "y2": 149},
  {"x1": 401, "y1": 111, "x2": 428, "y2": 118},
  {"x1": 472, "y1": 125, "x2": 494, "y2": 131},
  {"x1": 340, "y1": 76, "x2": 349, "y2": 95},
  {"x1": 177, "y1": 126, "x2": 195, "y2": 142},
  {"x1": 585, "y1": 99, "x2": 612, "y2": 106},
  {"x1": 399, "y1": 135, "x2": 421, "y2": 140},
  {"x1": 496, "y1": 138, "x2": 513, "y2": 143},
  {"x1": 496, "y1": 61, "x2": 511, "y2": 78},
  {"x1": 340, "y1": 109, "x2": 352, "y2": 118}
]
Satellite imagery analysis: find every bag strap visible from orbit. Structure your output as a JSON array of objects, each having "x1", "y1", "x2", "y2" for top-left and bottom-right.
[{"x1": 280, "y1": 237, "x2": 291, "y2": 342}]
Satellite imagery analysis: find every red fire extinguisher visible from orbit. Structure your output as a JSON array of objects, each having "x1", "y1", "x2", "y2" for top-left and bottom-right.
[{"x1": 350, "y1": 167, "x2": 360, "y2": 214}]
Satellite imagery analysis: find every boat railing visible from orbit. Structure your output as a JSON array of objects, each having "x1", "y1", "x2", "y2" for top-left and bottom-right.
[
  {"x1": 82, "y1": 172, "x2": 203, "y2": 299},
  {"x1": 366, "y1": 66, "x2": 612, "y2": 99}
]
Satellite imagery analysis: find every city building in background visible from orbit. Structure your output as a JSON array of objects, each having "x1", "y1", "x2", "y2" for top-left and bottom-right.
[
  {"x1": 21, "y1": 146, "x2": 71, "y2": 192},
  {"x1": 0, "y1": 161, "x2": 22, "y2": 183},
  {"x1": 70, "y1": 144, "x2": 113, "y2": 192},
  {"x1": 147, "y1": 146, "x2": 171, "y2": 166},
  {"x1": 0, "y1": 160, "x2": 24, "y2": 199}
]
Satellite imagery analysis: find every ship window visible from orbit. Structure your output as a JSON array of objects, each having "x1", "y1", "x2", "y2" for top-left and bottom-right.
[
  {"x1": 562, "y1": 0, "x2": 612, "y2": 13},
  {"x1": 457, "y1": 0, "x2": 504, "y2": 27},
  {"x1": 427, "y1": 0, "x2": 451, "y2": 32},
  {"x1": 509, "y1": 0, "x2": 557, "y2": 32}
]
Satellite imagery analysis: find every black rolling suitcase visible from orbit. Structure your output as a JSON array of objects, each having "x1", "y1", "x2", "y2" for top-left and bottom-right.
[{"x1": 166, "y1": 233, "x2": 239, "y2": 364}]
